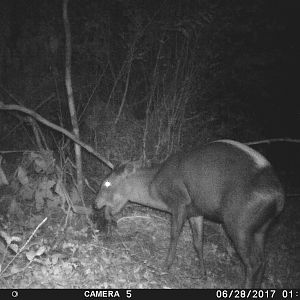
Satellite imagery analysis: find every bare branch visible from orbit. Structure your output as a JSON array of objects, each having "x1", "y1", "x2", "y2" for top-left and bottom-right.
[
  {"x1": 246, "y1": 138, "x2": 300, "y2": 146},
  {"x1": 0, "y1": 102, "x2": 113, "y2": 169}
]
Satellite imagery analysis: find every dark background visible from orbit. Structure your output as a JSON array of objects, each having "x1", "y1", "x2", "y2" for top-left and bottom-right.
[{"x1": 0, "y1": 0, "x2": 299, "y2": 171}]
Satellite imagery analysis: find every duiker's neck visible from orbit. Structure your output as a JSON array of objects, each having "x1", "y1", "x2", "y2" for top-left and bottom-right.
[{"x1": 128, "y1": 166, "x2": 170, "y2": 212}]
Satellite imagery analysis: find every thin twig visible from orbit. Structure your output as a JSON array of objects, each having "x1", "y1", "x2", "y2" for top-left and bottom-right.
[
  {"x1": 79, "y1": 63, "x2": 109, "y2": 123},
  {"x1": 114, "y1": 45, "x2": 134, "y2": 125},
  {"x1": 117, "y1": 215, "x2": 152, "y2": 223},
  {"x1": 0, "y1": 217, "x2": 47, "y2": 277},
  {"x1": 0, "y1": 93, "x2": 55, "y2": 142},
  {"x1": 246, "y1": 138, "x2": 300, "y2": 145},
  {"x1": 0, "y1": 259, "x2": 34, "y2": 279},
  {"x1": 0, "y1": 150, "x2": 35, "y2": 154}
]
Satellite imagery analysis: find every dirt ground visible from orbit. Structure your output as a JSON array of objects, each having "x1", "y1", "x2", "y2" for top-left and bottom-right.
[{"x1": 0, "y1": 193, "x2": 299, "y2": 289}]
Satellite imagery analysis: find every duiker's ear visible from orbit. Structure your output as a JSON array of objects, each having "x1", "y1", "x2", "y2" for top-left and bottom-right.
[{"x1": 124, "y1": 162, "x2": 136, "y2": 175}]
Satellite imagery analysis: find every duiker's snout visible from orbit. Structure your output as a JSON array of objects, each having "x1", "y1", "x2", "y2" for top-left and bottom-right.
[{"x1": 95, "y1": 194, "x2": 107, "y2": 210}]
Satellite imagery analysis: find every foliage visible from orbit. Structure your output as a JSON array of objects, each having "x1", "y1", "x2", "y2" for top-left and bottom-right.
[{"x1": 12, "y1": 151, "x2": 62, "y2": 212}]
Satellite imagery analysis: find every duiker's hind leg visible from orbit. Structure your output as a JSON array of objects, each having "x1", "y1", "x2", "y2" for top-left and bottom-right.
[
  {"x1": 227, "y1": 227, "x2": 259, "y2": 288},
  {"x1": 189, "y1": 216, "x2": 206, "y2": 276},
  {"x1": 251, "y1": 220, "x2": 272, "y2": 287},
  {"x1": 225, "y1": 218, "x2": 270, "y2": 288}
]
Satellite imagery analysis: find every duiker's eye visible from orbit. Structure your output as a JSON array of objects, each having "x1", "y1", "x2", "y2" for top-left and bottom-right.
[{"x1": 103, "y1": 180, "x2": 112, "y2": 188}]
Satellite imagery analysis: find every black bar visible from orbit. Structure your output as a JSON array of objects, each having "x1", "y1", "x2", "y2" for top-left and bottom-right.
[{"x1": 0, "y1": 289, "x2": 299, "y2": 300}]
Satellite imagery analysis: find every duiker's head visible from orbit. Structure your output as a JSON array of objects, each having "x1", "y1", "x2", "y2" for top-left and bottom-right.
[{"x1": 95, "y1": 162, "x2": 138, "y2": 217}]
